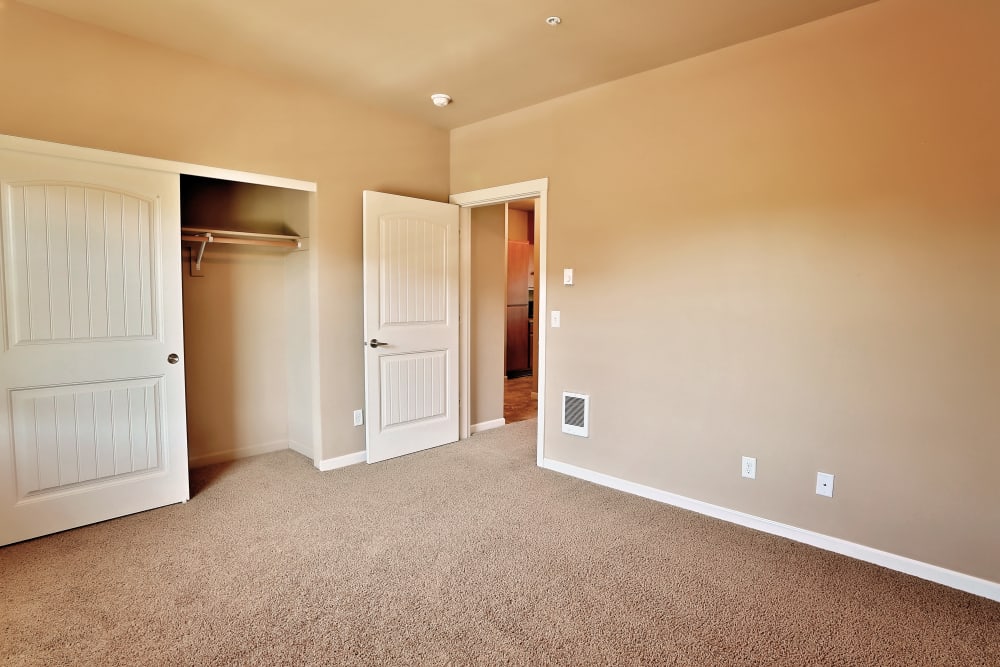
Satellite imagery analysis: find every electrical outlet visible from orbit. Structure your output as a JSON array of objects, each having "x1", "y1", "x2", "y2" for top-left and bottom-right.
[
  {"x1": 551, "y1": 310, "x2": 561, "y2": 328},
  {"x1": 816, "y1": 472, "x2": 834, "y2": 497},
  {"x1": 741, "y1": 456, "x2": 756, "y2": 479},
  {"x1": 353, "y1": 409, "x2": 364, "y2": 427}
]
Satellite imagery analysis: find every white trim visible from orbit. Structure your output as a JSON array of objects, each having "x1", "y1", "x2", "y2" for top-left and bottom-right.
[
  {"x1": 450, "y1": 179, "x2": 548, "y2": 207},
  {"x1": 306, "y1": 192, "x2": 324, "y2": 469},
  {"x1": 317, "y1": 450, "x2": 366, "y2": 472},
  {"x1": 459, "y1": 208, "x2": 473, "y2": 441},
  {"x1": 288, "y1": 440, "x2": 312, "y2": 459},
  {"x1": 536, "y1": 189, "x2": 546, "y2": 469},
  {"x1": 541, "y1": 457, "x2": 1000, "y2": 603},
  {"x1": 450, "y1": 179, "x2": 548, "y2": 468},
  {"x1": 0, "y1": 134, "x2": 316, "y2": 192},
  {"x1": 470, "y1": 418, "x2": 506, "y2": 434},
  {"x1": 188, "y1": 440, "x2": 289, "y2": 468}
]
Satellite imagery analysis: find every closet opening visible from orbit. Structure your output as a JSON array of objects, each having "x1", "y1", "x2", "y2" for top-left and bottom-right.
[{"x1": 180, "y1": 175, "x2": 316, "y2": 470}]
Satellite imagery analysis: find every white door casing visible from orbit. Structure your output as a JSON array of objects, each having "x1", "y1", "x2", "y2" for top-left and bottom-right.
[
  {"x1": 0, "y1": 149, "x2": 189, "y2": 545},
  {"x1": 363, "y1": 191, "x2": 459, "y2": 463}
]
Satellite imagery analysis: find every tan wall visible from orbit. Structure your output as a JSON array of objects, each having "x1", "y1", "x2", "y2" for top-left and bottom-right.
[
  {"x1": 470, "y1": 205, "x2": 506, "y2": 426},
  {"x1": 451, "y1": 0, "x2": 1000, "y2": 583},
  {"x1": 182, "y1": 245, "x2": 289, "y2": 463},
  {"x1": 0, "y1": 2, "x2": 449, "y2": 462},
  {"x1": 281, "y1": 191, "x2": 315, "y2": 454},
  {"x1": 285, "y1": 248, "x2": 313, "y2": 454}
]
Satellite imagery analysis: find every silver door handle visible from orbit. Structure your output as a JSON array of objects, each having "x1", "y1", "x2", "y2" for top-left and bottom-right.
[
  {"x1": 167, "y1": 353, "x2": 180, "y2": 364},
  {"x1": 368, "y1": 339, "x2": 389, "y2": 348}
]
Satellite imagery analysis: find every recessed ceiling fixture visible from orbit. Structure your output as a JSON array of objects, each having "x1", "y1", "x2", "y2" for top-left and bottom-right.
[
  {"x1": 545, "y1": 16, "x2": 562, "y2": 26},
  {"x1": 430, "y1": 93, "x2": 452, "y2": 107}
]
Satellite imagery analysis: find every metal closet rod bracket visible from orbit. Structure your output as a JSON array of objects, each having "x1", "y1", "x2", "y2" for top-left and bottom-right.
[{"x1": 194, "y1": 233, "x2": 211, "y2": 271}]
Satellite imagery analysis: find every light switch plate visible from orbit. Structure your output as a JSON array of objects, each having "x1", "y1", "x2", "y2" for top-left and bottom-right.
[
  {"x1": 551, "y1": 310, "x2": 561, "y2": 328},
  {"x1": 563, "y1": 268, "x2": 574, "y2": 285}
]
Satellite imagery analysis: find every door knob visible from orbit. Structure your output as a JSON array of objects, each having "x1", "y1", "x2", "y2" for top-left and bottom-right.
[
  {"x1": 368, "y1": 339, "x2": 389, "y2": 348},
  {"x1": 167, "y1": 353, "x2": 180, "y2": 364}
]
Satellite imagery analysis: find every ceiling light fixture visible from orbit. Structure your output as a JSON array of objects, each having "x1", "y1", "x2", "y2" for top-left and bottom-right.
[
  {"x1": 545, "y1": 16, "x2": 562, "y2": 26},
  {"x1": 430, "y1": 93, "x2": 452, "y2": 107}
]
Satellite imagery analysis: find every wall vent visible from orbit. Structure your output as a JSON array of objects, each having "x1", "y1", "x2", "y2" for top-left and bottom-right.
[{"x1": 561, "y1": 392, "x2": 590, "y2": 437}]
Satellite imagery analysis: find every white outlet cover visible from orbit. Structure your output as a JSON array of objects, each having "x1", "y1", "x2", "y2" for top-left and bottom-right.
[
  {"x1": 741, "y1": 456, "x2": 756, "y2": 479},
  {"x1": 353, "y1": 409, "x2": 364, "y2": 426},
  {"x1": 816, "y1": 472, "x2": 834, "y2": 497},
  {"x1": 551, "y1": 310, "x2": 561, "y2": 328}
]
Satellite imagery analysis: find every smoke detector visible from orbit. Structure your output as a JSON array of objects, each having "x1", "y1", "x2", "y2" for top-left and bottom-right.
[{"x1": 430, "y1": 93, "x2": 452, "y2": 107}]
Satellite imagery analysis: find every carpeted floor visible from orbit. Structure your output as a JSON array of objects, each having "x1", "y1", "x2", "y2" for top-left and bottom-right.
[{"x1": 2, "y1": 419, "x2": 998, "y2": 666}]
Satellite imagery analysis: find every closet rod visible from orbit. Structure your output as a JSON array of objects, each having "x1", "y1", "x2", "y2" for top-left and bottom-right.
[
  {"x1": 181, "y1": 227, "x2": 302, "y2": 272},
  {"x1": 180, "y1": 233, "x2": 300, "y2": 249},
  {"x1": 181, "y1": 226, "x2": 301, "y2": 243}
]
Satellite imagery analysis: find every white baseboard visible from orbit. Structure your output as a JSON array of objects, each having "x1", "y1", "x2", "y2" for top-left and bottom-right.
[
  {"x1": 541, "y1": 457, "x2": 1000, "y2": 603},
  {"x1": 470, "y1": 418, "x2": 506, "y2": 434},
  {"x1": 317, "y1": 450, "x2": 366, "y2": 472},
  {"x1": 288, "y1": 440, "x2": 313, "y2": 459},
  {"x1": 188, "y1": 440, "x2": 289, "y2": 468}
]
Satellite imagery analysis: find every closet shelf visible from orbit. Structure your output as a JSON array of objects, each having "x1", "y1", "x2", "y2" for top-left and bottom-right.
[{"x1": 181, "y1": 227, "x2": 304, "y2": 273}]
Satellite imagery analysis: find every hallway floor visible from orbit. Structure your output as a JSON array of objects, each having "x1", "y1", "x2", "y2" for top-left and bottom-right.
[{"x1": 504, "y1": 375, "x2": 537, "y2": 424}]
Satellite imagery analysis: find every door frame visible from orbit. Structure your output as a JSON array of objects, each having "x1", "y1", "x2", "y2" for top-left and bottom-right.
[
  {"x1": 0, "y1": 134, "x2": 324, "y2": 468},
  {"x1": 450, "y1": 178, "x2": 548, "y2": 466}
]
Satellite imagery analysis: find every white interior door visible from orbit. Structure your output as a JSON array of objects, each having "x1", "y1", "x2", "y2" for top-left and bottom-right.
[
  {"x1": 363, "y1": 191, "x2": 459, "y2": 463},
  {"x1": 0, "y1": 149, "x2": 189, "y2": 545}
]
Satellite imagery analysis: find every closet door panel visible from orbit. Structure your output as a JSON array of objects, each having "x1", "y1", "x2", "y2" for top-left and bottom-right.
[
  {"x1": 5, "y1": 183, "x2": 157, "y2": 345},
  {"x1": 0, "y1": 147, "x2": 188, "y2": 547}
]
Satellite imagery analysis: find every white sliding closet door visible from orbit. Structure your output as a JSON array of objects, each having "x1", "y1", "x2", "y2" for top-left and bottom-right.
[{"x1": 0, "y1": 149, "x2": 189, "y2": 546}]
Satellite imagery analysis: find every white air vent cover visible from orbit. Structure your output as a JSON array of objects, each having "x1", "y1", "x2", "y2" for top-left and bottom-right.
[{"x1": 562, "y1": 392, "x2": 590, "y2": 437}]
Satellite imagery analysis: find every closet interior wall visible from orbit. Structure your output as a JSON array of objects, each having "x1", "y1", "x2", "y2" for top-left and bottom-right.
[{"x1": 180, "y1": 175, "x2": 313, "y2": 467}]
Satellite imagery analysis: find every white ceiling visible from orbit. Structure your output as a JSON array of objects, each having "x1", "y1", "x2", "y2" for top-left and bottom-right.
[{"x1": 18, "y1": 0, "x2": 878, "y2": 129}]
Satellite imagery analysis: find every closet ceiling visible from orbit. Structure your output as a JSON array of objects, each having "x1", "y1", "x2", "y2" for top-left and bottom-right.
[{"x1": 18, "y1": 0, "x2": 878, "y2": 129}]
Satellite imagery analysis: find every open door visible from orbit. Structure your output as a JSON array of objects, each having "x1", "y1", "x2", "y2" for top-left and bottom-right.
[
  {"x1": 363, "y1": 191, "x2": 459, "y2": 463},
  {"x1": 0, "y1": 149, "x2": 189, "y2": 545}
]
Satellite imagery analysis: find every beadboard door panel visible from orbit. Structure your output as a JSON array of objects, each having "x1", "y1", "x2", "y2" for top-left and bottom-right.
[
  {"x1": 363, "y1": 191, "x2": 459, "y2": 463},
  {"x1": 0, "y1": 148, "x2": 188, "y2": 545}
]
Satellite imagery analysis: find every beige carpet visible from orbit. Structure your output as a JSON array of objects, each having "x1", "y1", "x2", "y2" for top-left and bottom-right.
[{"x1": 2, "y1": 419, "x2": 998, "y2": 666}]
